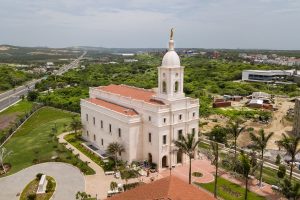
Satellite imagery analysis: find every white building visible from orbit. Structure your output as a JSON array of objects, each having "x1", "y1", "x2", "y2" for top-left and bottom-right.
[
  {"x1": 242, "y1": 70, "x2": 295, "y2": 82},
  {"x1": 80, "y1": 33, "x2": 199, "y2": 170}
]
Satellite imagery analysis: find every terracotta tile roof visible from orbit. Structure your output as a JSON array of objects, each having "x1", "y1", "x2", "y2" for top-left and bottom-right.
[
  {"x1": 106, "y1": 176, "x2": 215, "y2": 200},
  {"x1": 86, "y1": 98, "x2": 138, "y2": 116},
  {"x1": 97, "y1": 84, "x2": 164, "y2": 105}
]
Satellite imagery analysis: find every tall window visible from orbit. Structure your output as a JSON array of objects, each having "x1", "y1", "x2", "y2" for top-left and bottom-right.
[
  {"x1": 162, "y1": 81, "x2": 167, "y2": 93},
  {"x1": 192, "y1": 128, "x2": 196, "y2": 135},
  {"x1": 101, "y1": 139, "x2": 103, "y2": 146},
  {"x1": 86, "y1": 114, "x2": 88, "y2": 121},
  {"x1": 109, "y1": 124, "x2": 112, "y2": 133},
  {"x1": 93, "y1": 117, "x2": 95, "y2": 125},
  {"x1": 118, "y1": 128, "x2": 121, "y2": 138},
  {"x1": 174, "y1": 81, "x2": 179, "y2": 92},
  {"x1": 179, "y1": 114, "x2": 182, "y2": 120},
  {"x1": 101, "y1": 120, "x2": 103, "y2": 128},
  {"x1": 163, "y1": 135, "x2": 167, "y2": 145},
  {"x1": 93, "y1": 134, "x2": 96, "y2": 141},
  {"x1": 163, "y1": 118, "x2": 166, "y2": 123},
  {"x1": 148, "y1": 133, "x2": 152, "y2": 143},
  {"x1": 193, "y1": 112, "x2": 196, "y2": 117},
  {"x1": 148, "y1": 116, "x2": 151, "y2": 121},
  {"x1": 87, "y1": 131, "x2": 89, "y2": 137},
  {"x1": 178, "y1": 129, "x2": 183, "y2": 140}
]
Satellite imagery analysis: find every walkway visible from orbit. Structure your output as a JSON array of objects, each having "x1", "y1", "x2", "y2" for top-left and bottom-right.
[
  {"x1": 0, "y1": 162, "x2": 85, "y2": 200},
  {"x1": 58, "y1": 132, "x2": 117, "y2": 200}
]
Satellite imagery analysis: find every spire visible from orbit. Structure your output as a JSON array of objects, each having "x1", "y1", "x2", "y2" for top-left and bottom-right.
[{"x1": 169, "y1": 28, "x2": 175, "y2": 51}]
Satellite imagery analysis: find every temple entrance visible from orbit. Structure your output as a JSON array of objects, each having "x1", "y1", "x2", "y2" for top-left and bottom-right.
[
  {"x1": 177, "y1": 149, "x2": 183, "y2": 164},
  {"x1": 148, "y1": 153, "x2": 152, "y2": 164},
  {"x1": 162, "y1": 156, "x2": 167, "y2": 168}
]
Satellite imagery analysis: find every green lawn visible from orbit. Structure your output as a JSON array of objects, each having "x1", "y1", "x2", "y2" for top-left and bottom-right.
[
  {"x1": 2, "y1": 107, "x2": 95, "y2": 176},
  {"x1": 195, "y1": 177, "x2": 266, "y2": 200}
]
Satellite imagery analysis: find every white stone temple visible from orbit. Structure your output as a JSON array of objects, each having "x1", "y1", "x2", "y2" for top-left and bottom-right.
[{"x1": 80, "y1": 30, "x2": 199, "y2": 170}]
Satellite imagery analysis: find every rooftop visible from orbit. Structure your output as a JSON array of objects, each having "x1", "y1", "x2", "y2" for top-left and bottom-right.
[
  {"x1": 106, "y1": 176, "x2": 215, "y2": 200},
  {"x1": 86, "y1": 98, "x2": 138, "y2": 116},
  {"x1": 96, "y1": 84, "x2": 164, "y2": 105}
]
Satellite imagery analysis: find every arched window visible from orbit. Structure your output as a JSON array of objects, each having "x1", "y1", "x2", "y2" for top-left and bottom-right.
[
  {"x1": 174, "y1": 81, "x2": 179, "y2": 93},
  {"x1": 162, "y1": 81, "x2": 167, "y2": 93}
]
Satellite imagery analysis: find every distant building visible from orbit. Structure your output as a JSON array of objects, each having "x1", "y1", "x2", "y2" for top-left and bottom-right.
[
  {"x1": 122, "y1": 53, "x2": 135, "y2": 57},
  {"x1": 106, "y1": 176, "x2": 215, "y2": 200},
  {"x1": 293, "y1": 98, "x2": 300, "y2": 136},
  {"x1": 46, "y1": 62, "x2": 54, "y2": 66},
  {"x1": 242, "y1": 70, "x2": 295, "y2": 82},
  {"x1": 124, "y1": 59, "x2": 138, "y2": 63}
]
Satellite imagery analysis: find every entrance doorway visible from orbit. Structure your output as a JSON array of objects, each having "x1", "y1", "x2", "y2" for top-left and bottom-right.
[
  {"x1": 148, "y1": 153, "x2": 152, "y2": 164},
  {"x1": 162, "y1": 156, "x2": 167, "y2": 168},
  {"x1": 177, "y1": 149, "x2": 183, "y2": 164}
]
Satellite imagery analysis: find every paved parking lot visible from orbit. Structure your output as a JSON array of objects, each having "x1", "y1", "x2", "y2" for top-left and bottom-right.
[{"x1": 0, "y1": 162, "x2": 85, "y2": 200}]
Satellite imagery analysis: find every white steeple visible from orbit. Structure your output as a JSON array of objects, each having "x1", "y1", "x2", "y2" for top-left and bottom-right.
[{"x1": 157, "y1": 28, "x2": 185, "y2": 101}]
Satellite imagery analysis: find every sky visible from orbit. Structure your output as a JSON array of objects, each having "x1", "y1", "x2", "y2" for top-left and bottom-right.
[{"x1": 0, "y1": 0, "x2": 299, "y2": 49}]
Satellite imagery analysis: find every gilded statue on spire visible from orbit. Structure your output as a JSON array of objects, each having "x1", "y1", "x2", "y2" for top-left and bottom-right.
[{"x1": 170, "y1": 28, "x2": 174, "y2": 40}]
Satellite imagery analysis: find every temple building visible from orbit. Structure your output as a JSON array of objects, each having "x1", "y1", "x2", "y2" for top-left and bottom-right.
[{"x1": 80, "y1": 31, "x2": 199, "y2": 170}]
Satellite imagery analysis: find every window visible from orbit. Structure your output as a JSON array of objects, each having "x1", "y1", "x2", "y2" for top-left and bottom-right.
[
  {"x1": 118, "y1": 128, "x2": 121, "y2": 138},
  {"x1": 87, "y1": 131, "x2": 89, "y2": 137},
  {"x1": 101, "y1": 120, "x2": 103, "y2": 128},
  {"x1": 93, "y1": 117, "x2": 95, "y2": 125},
  {"x1": 179, "y1": 114, "x2": 182, "y2": 120},
  {"x1": 192, "y1": 128, "x2": 196, "y2": 135},
  {"x1": 148, "y1": 133, "x2": 152, "y2": 143},
  {"x1": 163, "y1": 73, "x2": 166, "y2": 77},
  {"x1": 163, "y1": 118, "x2": 166, "y2": 123},
  {"x1": 86, "y1": 114, "x2": 88, "y2": 121},
  {"x1": 163, "y1": 135, "x2": 167, "y2": 145},
  {"x1": 101, "y1": 139, "x2": 103, "y2": 146},
  {"x1": 178, "y1": 130, "x2": 183, "y2": 140},
  {"x1": 193, "y1": 112, "x2": 196, "y2": 117},
  {"x1": 148, "y1": 116, "x2": 151, "y2": 121},
  {"x1": 109, "y1": 124, "x2": 112, "y2": 133},
  {"x1": 119, "y1": 151, "x2": 122, "y2": 156},
  {"x1": 162, "y1": 81, "x2": 167, "y2": 93},
  {"x1": 93, "y1": 134, "x2": 96, "y2": 141},
  {"x1": 174, "y1": 81, "x2": 179, "y2": 93},
  {"x1": 176, "y1": 73, "x2": 179, "y2": 77}
]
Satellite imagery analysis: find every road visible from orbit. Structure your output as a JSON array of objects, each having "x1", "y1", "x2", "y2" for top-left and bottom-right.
[
  {"x1": 0, "y1": 51, "x2": 86, "y2": 112},
  {"x1": 0, "y1": 162, "x2": 85, "y2": 200}
]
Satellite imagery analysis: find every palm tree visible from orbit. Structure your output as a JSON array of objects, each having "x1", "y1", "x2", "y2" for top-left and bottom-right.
[
  {"x1": 174, "y1": 132, "x2": 200, "y2": 184},
  {"x1": 249, "y1": 129, "x2": 274, "y2": 187},
  {"x1": 70, "y1": 116, "x2": 82, "y2": 137},
  {"x1": 281, "y1": 178, "x2": 300, "y2": 200},
  {"x1": 106, "y1": 142, "x2": 125, "y2": 170},
  {"x1": 211, "y1": 141, "x2": 219, "y2": 198},
  {"x1": 0, "y1": 147, "x2": 12, "y2": 174},
  {"x1": 277, "y1": 134, "x2": 300, "y2": 181},
  {"x1": 239, "y1": 152, "x2": 251, "y2": 200},
  {"x1": 228, "y1": 120, "x2": 246, "y2": 161}
]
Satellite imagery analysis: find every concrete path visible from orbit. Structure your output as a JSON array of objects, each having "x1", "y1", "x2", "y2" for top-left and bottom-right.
[
  {"x1": 58, "y1": 132, "x2": 117, "y2": 200},
  {"x1": 0, "y1": 162, "x2": 85, "y2": 200}
]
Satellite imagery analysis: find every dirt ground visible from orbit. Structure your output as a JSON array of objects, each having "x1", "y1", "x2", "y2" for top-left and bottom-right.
[
  {"x1": 0, "y1": 113, "x2": 19, "y2": 131},
  {"x1": 201, "y1": 97, "x2": 295, "y2": 150}
]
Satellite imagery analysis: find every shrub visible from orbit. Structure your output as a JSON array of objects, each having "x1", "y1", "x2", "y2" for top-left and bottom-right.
[
  {"x1": 27, "y1": 194, "x2": 36, "y2": 200},
  {"x1": 46, "y1": 179, "x2": 54, "y2": 193},
  {"x1": 192, "y1": 172, "x2": 203, "y2": 177},
  {"x1": 36, "y1": 173, "x2": 43, "y2": 180}
]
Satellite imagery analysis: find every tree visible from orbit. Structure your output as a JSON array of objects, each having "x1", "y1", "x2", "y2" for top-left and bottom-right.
[
  {"x1": 280, "y1": 179, "x2": 300, "y2": 200},
  {"x1": 0, "y1": 147, "x2": 13, "y2": 174},
  {"x1": 249, "y1": 129, "x2": 274, "y2": 187},
  {"x1": 277, "y1": 134, "x2": 300, "y2": 181},
  {"x1": 211, "y1": 141, "x2": 219, "y2": 198},
  {"x1": 106, "y1": 142, "x2": 125, "y2": 170},
  {"x1": 75, "y1": 191, "x2": 91, "y2": 200},
  {"x1": 209, "y1": 125, "x2": 228, "y2": 144},
  {"x1": 239, "y1": 152, "x2": 251, "y2": 200},
  {"x1": 275, "y1": 154, "x2": 281, "y2": 165},
  {"x1": 174, "y1": 132, "x2": 200, "y2": 184},
  {"x1": 110, "y1": 181, "x2": 118, "y2": 191},
  {"x1": 70, "y1": 116, "x2": 82, "y2": 137},
  {"x1": 227, "y1": 120, "x2": 246, "y2": 161},
  {"x1": 277, "y1": 164, "x2": 286, "y2": 180},
  {"x1": 27, "y1": 90, "x2": 39, "y2": 101}
]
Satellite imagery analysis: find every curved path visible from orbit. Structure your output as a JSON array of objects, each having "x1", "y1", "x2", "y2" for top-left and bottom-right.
[{"x1": 0, "y1": 162, "x2": 85, "y2": 200}]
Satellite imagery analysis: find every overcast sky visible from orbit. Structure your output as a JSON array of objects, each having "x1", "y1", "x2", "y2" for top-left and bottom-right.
[{"x1": 0, "y1": 0, "x2": 299, "y2": 49}]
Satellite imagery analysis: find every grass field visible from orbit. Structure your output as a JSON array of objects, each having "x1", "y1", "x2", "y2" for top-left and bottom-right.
[
  {"x1": 2, "y1": 107, "x2": 94, "y2": 176},
  {"x1": 0, "y1": 100, "x2": 34, "y2": 138},
  {"x1": 195, "y1": 177, "x2": 266, "y2": 200}
]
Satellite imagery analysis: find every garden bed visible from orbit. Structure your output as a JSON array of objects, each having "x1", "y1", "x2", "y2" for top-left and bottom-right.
[{"x1": 20, "y1": 175, "x2": 56, "y2": 200}]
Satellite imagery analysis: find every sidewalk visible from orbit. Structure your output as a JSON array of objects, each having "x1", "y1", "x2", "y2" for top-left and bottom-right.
[{"x1": 58, "y1": 132, "x2": 117, "y2": 200}]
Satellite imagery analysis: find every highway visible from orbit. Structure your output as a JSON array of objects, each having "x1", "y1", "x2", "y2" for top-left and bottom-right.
[{"x1": 0, "y1": 51, "x2": 86, "y2": 112}]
